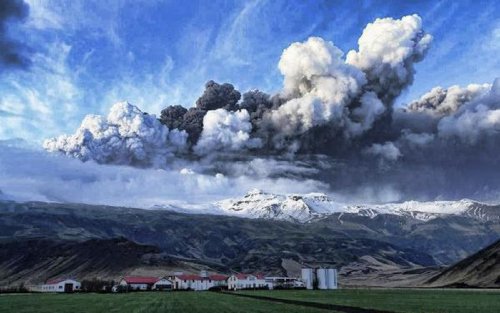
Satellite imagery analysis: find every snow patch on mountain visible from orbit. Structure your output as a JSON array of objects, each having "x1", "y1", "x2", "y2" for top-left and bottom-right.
[
  {"x1": 214, "y1": 188, "x2": 347, "y2": 222},
  {"x1": 210, "y1": 190, "x2": 496, "y2": 223}
]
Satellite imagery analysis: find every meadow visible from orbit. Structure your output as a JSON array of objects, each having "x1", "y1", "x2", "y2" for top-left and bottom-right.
[
  {"x1": 238, "y1": 288, "x2": 500, "y2": 313},
  {"x1": 0, "y1": 291, "x2": 332, "y2": 313},
  {"x1": 1, "y1": 289, "x2": 499, "y2": 313}
]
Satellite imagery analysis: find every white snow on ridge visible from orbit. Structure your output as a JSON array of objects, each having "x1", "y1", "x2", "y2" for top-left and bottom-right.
[
  {"x1": 215, "y1": 188, "x2": 347, "y2": 222},
  {"x1": 212, "y1": 190, "x2": 489, "y2": 223},
  {"x1": 152, "y1": 189, "x2": 496, "y2": 223}
]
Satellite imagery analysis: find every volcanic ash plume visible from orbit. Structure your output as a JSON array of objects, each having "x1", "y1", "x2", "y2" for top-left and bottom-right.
[
  {"x1": 41, "y1": 14, "x2": 500, "y2": 201},
  {"x1": 194, "y1": 109, "x2": 262, "y2": 155},
  {"x1": 44, "y1": 14, "x2": 435, "y2": 165},
  {"x1": 44, "y1": 102, "x2": 188, "y2": 167}
]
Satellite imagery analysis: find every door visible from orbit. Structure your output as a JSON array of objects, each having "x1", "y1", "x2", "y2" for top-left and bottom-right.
[{"x1": 64, "y1": 283, "x2": 73, "y2": 293}]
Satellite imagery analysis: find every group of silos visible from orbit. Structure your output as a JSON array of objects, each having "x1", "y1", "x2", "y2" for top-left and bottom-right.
[{"x1": 301, "y1": 268, "x2": 338, "y2": 290}]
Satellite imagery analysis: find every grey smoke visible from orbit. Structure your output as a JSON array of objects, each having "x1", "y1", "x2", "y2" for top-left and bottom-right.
[
  {"x1": 195, "y1": 80, "x2": 241, "y2": 111},
  {"x1": 0, "y1": 0, "x2": 31, "y2": 70},
  {"x1": 43, "y1": 15, "x2": 500, "y2": 201}
]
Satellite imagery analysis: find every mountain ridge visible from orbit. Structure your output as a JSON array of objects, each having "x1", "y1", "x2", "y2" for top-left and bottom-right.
[
  {"x1": 204, "y1": 190, "x2": 500, "y2": 223},
  {"x1": 0, "y1": 199, "x2": 498, "y2": 287}
]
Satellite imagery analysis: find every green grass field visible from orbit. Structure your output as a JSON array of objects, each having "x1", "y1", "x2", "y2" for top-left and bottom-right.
[
  {"x1": 0, "y1": 292, "x2": 333, "y2": 313},
  {"x1": 1, "y1": 289, "x2": 499, "y2": 313},
  {"x1": 238, "y1": 288, "x2": 500, "y2": 313}
]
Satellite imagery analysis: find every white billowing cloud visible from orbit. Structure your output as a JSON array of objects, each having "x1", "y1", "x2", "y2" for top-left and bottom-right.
[
  {"x1": 44, "y1": 101, "x2": 188, "y2": 167},
  {"x1": 407, "y1": 83, "x2": 491, "y2": 115},
  {"x1": 268, "y1": 37, "x2": 366, "y2": 137},
  {"x1": 437, "y1": 78, "x2": 500, "y2": 144},
  {"x1": 365, "y1": 142, "x2": 402, "y2": 161},
  {"x1": 346, "y1": 14, "x2": 432, "y2": 100},
  {"x1": 266, "y1": 14, "x2": 432, "y2": 144},
  {"x1": 347, "y1": 91, "x2": 386, "y2": 136},
  {"x1": 401, "y1": 131, "x2": 435, "y2": 147},
  {"x1": 278, "y1": 36, "x2": 365, "y2": 98},
  {"x1": 194, "y1": 109, "x2": 261, "y2": 154},
  {"x1": 438, "y1": 105, "x2": 500, "y2": 144}
]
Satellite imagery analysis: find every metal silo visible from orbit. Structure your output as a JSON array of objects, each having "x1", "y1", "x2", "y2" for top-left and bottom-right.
[
  {"x1": 327, "y1": 269, "x2": 337, "y2": 289},
  {"x1": 317, "y1": 268, "x2": 327, "y2": 290},
  {"x1": 301, "y1": 268, "x2": 313, "y2": 290}
]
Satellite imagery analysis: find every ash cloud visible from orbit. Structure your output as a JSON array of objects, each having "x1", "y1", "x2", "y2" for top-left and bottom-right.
[
  {"x1": 43, "y1": 14, "x2": 500, "y2": 201},
  {"x1": 0, "y1": 0, "x2": 31, "y2": 70},
  {"x1": 44, "y1": 102, "x2": 188, "y2": 167}
]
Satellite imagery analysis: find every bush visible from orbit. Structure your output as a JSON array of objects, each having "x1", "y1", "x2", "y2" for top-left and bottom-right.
[
  {"x1": 239, "y1": 285, "x2": 269, "y2": 291},
  {"x1": 208, "y1": 286, "x2": 228, "y2": 292},
  {"x1": 0, "y1": 284, "x2": 29, "y2": 294},
  {"x1": 81, "y1": 279, "x2": 115, "y2": 293}
]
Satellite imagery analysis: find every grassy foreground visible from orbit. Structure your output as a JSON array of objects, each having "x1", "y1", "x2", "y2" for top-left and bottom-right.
[
  {"x1": 1, "y1": 289, "x2": 499, "y2": 313},
  {"x1": 0, "y1": 291, "x2": 332, "y2": 313},
  {"x1": 238, "y1": 288, "x2": 500, "y2": 313}
]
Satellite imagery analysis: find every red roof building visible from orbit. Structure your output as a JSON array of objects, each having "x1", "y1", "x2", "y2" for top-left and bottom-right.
[
  {"x1": 209, "y1": 274, "x2": 228, "y2": 281},
  {"x1": 122, "y1": 276, "x2": 160, "y2": 284}
]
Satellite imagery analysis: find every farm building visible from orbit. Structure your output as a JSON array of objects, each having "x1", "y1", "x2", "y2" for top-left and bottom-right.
[
  {"x1": 264, "y1": 276, "x2": 305, "y2": 289},
  {"x1": 170, "y1": 273, "x2": 228, "y2": 291},
  {"x1": 227, "y1": 274, "x2": 267, "y2": 290},
  {"x1": 119, "y1": 276, "x2": 172, "y2": 291},
  {"x1": 153, "y1": 278, "x2": 173, "y2": 290},
  {"x1": 31, "y1": 278, "x2": 81, "y2": 293},
  {"x1": 209, "y1": 274, "x2": 229, "y2": 287}
]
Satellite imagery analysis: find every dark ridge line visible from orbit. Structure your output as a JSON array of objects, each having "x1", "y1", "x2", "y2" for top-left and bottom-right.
[{"x1": 220, "y1": 291, "x2": 399, "y2": 313}]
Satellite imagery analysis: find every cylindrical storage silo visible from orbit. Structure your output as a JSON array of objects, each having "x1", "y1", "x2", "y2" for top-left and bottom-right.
[
  {"x1": 317, "y1": 268, "x2": 327, "y2": 290},
  {"x1": 301, "y1": 268, "x2": 313, "y2": 290},
  {"x1": 327, "y1": 269, "x2": 337, "y2": 289}
]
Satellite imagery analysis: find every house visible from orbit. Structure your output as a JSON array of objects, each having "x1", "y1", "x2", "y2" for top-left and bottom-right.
[
  {"x1": 32, "y1": 278, "x2": 81, "y2": 293},
  {"x1": 227, "y1": 274, "x2": 267, "y2": 290},
  {"x1": 171, "y1": 274, "x2": 208, "y2": 291},
  {"x1": 119, "y1": 276, "x2": 172, "y2": 291},
  {"x1": 209, "y1": 274, "x2": 228, "y2": 287},
  {"x1": 170, "y1": 273, "x2": 229, "y2": 291}
]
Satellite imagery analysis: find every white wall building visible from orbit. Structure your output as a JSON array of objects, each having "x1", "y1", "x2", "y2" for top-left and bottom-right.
[
  {"x1": 153, "y1": 278, "x2": 173, "y2": 290},
  {"x1": 33, "y1": 278, "x2": 81, "y2": 293},
  {"x1": 119, "y1": 276, "x2": 161, "y2": 290},
  {"x1": 171, "y1": 274, "x2": 208, "y2": 291},
  {"x1": 264, "y1": 277, "x2": 304, "y2": 289},
  {"x1": 170, "y1": 274, "x2": 227, "y2": 291},
  {"x1": 228, "y1": 274, "x2": 267, "y2": 290}
]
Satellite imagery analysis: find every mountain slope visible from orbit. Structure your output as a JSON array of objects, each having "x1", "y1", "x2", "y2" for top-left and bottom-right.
[
  {"x1": 426, "y1": 239, "x2": 500, "y2": 288},
  {"x1": 0, "y1": 199, "x2": 498, "y2": 287},
  {"x1": 0, "y1": 200, "x2": 438, "y2": 285},
  {"x1": 0, "y1": 238, "x2": 175, "y2": 285}
]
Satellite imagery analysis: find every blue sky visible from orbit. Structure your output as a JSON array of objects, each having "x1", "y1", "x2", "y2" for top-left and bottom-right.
[{"x1": 0, "y1": 0, "x2": 499, "y2": 143}]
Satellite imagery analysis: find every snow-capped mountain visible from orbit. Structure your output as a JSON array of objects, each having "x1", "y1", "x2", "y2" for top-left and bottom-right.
[
  {"x1": 214, "y1": 189, "x2": 347, "y2": 222},
  {"x1": 211, "y1": 189, "x2": 500, "y2": 223}
]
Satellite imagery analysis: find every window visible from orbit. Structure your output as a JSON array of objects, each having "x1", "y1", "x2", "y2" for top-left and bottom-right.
[{"x1": 59, "y1": 286, "x2": 62, "y2": 289}]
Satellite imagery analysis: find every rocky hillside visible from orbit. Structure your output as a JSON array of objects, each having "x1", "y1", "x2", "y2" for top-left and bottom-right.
[
  {"x1": 426, "y1": 239, "x2": 500, "y2": 288},
  {"x1": 0, "y1": 238, "x2": 175, "y2": 285}
]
